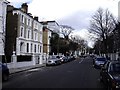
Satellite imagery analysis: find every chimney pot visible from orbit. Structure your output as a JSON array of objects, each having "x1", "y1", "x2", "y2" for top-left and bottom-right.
[
  {"x1": 34, "y1": 16, "x2": 39, "y2": 21},
  {"x1": 21, "y1": 3, "x2": 28, "y2": 13}
]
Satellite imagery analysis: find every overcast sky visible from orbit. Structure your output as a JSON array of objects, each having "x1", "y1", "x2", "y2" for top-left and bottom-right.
[{"x1": 8, "y1": 0, "x2": 120, "y2": 47}]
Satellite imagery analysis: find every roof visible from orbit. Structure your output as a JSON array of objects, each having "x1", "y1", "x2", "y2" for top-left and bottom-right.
[
  {"x1": 1, "y1": 0, "x2": 10, "y2": 4},
  {"x1": 40, "y1": 21, "x2": 59, "y2": 26},
  {"x1": 7, "y1": 5, "x2": 42, "y2": 24}
]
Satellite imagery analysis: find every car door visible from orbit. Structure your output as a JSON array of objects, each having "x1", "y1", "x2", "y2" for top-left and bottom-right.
[{"x1": 101, "y1": 62, "x2": 110, "y2": 85}]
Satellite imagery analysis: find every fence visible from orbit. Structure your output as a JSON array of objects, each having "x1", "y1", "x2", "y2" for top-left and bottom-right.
[{"x1": 100, "y1": 53, "x2": 119, "y2": 60}]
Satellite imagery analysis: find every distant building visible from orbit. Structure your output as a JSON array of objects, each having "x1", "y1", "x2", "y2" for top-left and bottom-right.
[
  {"x1": 6, "y1": 3, "x2": 43, "y2": 64},
  {"x1": 0, "y1": 0, "x2": 9, "y2": 56},
  {"x1": 41, "y1": 21, "x2": 60, "y2": 59}
]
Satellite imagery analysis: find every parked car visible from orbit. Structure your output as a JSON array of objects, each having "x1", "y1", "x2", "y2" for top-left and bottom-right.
[
  {"x1": 59, "y1": 56, "x2": 68, "y2": 63},
  {"x1": 46, "y1": 56, "x2": 61, "y2": 66},
  {"x1": 100, "y1": 60, "x2": 120, "y2": 89},
  {"x1": 63, "y1": 56, "x2": 69, "y2": 63},
  {"x1": 92, "y1": 55, "x2": 98, "y2": 65},
  {"x1": 71, "y1": 55, "x2": 76, "y2": 60},
  {"x1": 93, "y1": 57, "x2": 107, "y2": 69},
  {"x1": 67, "y1": 56, "x2": 73, "y2": 62},
  {"x1": 0, "y1": 63, "x2": 9, "y2": 81}
]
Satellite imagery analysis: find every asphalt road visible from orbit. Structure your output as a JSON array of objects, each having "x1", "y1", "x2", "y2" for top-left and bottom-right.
[{"x1": 2, "y1": 56, "x2": 105, "y2": 89}]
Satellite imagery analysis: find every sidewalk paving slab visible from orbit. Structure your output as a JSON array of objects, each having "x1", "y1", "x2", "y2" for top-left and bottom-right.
[{"x1": 9, "y1": 64, "x2": 46, "y2": 74}]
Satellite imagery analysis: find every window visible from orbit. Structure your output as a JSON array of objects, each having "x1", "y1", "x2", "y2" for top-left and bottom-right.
[
  {"x1": 20, "y1": 27, "x2": 24, "y2": 37},
  {"x1": 34, "y1": 22, "x2": 37, "y2": 29},
  {"x1": 38, "y1": 45, "x2": 39, "y2": 53},
  {"x1": 110, "y1": 63, "x2": 120, "y2": 72},
  {"x1": 28, "y1": 19, "x2": 30, "y2": 26},
  {"x1": 34, "y1": 44, "x2": 36, "y2": 53},
  {"x1": 40, "y1": 46, "x2": 41, "y2": 53},
  {"x1": 31, "y1": 43, "x2": 33, "y2": 53},
  {"x1": 27, "y1": 43, "x2": 29, "y2": 53},
  {"x1": 34, "y1": 32, "x2": 38, "y2": 40},
  {"x1": 39, "y1": 35, "x2": 42, "y2": 43},
  {"x1": 21, "y1": 15, "x2": 24, "y2": 23},
  {"x1": 20, "y1": 42, "x2": 24, "y2": 52},
  {"x1": 27, "y1": 30, "x2": 30, "y2": 39},
  {"x1": 35, "y1": 33, "x2": 36, "y2": 40}
]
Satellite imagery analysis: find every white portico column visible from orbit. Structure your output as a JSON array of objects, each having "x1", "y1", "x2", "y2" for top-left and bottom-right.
[
  {"x1": 12, "y1": 51, "x2": 17, "y2": 68},
  {"x1": 32, "y1": 54, "x2": 36, "y2": 65}
]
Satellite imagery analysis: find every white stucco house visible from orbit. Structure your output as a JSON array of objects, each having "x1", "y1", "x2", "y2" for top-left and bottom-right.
[
  {"x1": 0, "y1": 0, "x2": 9, "y2": 56},
  {"x1": 6, "y1": 3, "x2": 43, "y2": 68}
]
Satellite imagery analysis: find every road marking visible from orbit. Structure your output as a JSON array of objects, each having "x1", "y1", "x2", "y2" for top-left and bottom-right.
[
  {"x1": 67, "y1": 71, "x2": 73, "y2": 73},
  {"x1": 25, "y1": 73, "x2": 32, "y2": 77},
  {"x1": 79, "y1": 59, "x2": 83, "y2": 64},
  {"x1": 28, "y1": 68, "x2": 40, "y2": 72}
]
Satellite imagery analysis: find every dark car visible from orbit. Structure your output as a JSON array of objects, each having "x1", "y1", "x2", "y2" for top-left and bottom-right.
[
  {"x1": 92, "y1": 55, "x2": 98, "y2": 65},
  {"x1": 100, "y1": 60, "x2": 120, "y2": 89},
  {"x1": 60, "y1": 56, "x2": 68, "y2": 63},
  {"x1": 0, "y1": 63, "x2": 9, "y2": 81},
  {"x1": 67, "y1": 56, "x2": 72, "y2": 62},
  {"x1": 93, "y1": 57, "x2": 107, "y2": 69}
]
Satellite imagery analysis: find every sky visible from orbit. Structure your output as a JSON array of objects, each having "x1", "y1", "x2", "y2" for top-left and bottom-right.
[{"x1": 8, "y1": 0, "x2": 120, "y2": 48}]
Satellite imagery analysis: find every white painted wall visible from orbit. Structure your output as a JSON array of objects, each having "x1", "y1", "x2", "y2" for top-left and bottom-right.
[
  {"x1": 118, "y1": 1, "x2": 120, "y2": 22},
  {"x1": 7, "y1": 61, "x2": 34, "y2": 69},
  {"x1": 0, "y1": 0, "x2": 9, "y2": 55},
  {"x1": 13, "y1": 9, "x2": 43, "y2": 66}
]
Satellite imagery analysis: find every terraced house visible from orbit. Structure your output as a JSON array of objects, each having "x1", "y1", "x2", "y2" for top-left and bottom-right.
[
  {"x1": 0, "y1": 0, "x2": 9, "y2": 58},
  {"x1": 5, "y1": 3, "x2": 43, "y2": 68},
  {"x1": 41, "y1": 21, "x2": 60, "y2": 60}
]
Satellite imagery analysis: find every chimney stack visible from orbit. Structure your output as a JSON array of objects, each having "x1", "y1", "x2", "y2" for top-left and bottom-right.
[
  {"x1": 34, "y1": 16, "x2": 39, "y2": 21},
  {"x1": 21, "y1": 3, "x2": 28, "y2": 13},
  {"x1": 7, "y1": 5, "x2": 14, "y2": 11}
]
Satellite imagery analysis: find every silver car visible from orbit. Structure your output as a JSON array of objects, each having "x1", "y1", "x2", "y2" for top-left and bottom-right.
[{"x1": 46, "y1": 56, "x2": 61, "y2": 66}]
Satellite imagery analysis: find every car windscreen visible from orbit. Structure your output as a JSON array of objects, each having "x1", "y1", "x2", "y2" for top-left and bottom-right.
[
  {"x1": 50, "y1": 56, "x2": 57, "y2": 59},
  {"x1": 110, "y1": 63, "x2": 120, "y2": 73},
  {"x1": 97, "y1": 58, "x2": 106, "y2": 61}
]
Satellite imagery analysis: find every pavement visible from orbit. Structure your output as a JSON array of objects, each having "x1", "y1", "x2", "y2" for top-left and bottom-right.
[
  {"x1": 9, "y1": 64, "x2": 46, "y2": 74},
  {"x1": 9, "y1": 57, "x2": 80, "y2": 75}
]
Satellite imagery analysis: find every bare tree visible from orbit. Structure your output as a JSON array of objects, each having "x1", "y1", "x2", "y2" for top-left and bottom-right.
[
  {"x1": 70, "y1": 35, "x2": 87, "y2": 54},
  {"x1": 89, "y1": 8, "x2": 116, "y2": 54},
  {"x1": 60, "y1": 25, "x2": 74, "y2": 40},
  {"x1": 114, "y1": 22, "x2": 120, "y2": 59}
]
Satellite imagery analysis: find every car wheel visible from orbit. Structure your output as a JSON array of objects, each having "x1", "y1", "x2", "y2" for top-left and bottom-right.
[{"x1": 3, "y1": 73, "x2": 9, "y2": 81}]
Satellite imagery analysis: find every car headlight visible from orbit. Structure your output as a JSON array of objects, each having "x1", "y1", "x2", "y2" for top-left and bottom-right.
[
  {"x1": 51, "y1": 60, "x2": 54, "y2": 63},
  {"x1": 115, "y1": 83, "x2": 120, "y2": 88},
  {"x1": 100, "y1": 64, "x2": 104, "y2": 67},
  {"x1": 116, "y1": 85, "x2": 119, "y2": 88},
  {"x1": 112, "y1": 80, "x2": 119, "y2": 88}
]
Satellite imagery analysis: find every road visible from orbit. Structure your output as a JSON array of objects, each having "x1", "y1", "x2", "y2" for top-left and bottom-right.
[{"x1": 2, "y1": 56, "x2": 105, "y2": 89}]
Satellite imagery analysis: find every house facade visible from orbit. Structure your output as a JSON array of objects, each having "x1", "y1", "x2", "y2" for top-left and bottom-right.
[
  {"x1": 6, "y1": 3, "x2": 43, "y2": 67},
  {"x1": 0, "y1": 0, "x2": 9, "y2": 56},
  {"x1": 41, "y1": 21, "x2": 60, "y2": 60},
  {"x1": 42, "y1": 26, "x2": 52, "y2": 60}
]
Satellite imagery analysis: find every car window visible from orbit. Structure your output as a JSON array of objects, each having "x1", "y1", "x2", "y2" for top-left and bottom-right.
[
  {"x1": 0, "y1": 63, "x2": 2, "y2": 68},
  {"x1": 51, "y1": 56, "x2": 56, "y2": 59},
  {"x1": 56, "y1": 56, "x2": 60, "y2": 58},
  {"x1": 97, "y1": 58, "x2": 106, "y2": 61},
  {"x1": 110, "y1": 63, "x2": 120, "y2": 73},
  {"x1": 48, "y1": 56, "x2": 56, "y2": 59}
]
